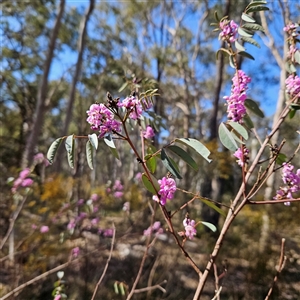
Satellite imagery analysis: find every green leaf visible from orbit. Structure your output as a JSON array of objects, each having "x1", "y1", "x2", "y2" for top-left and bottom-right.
[
  {"x1": 246, "y1": 5, "x2": 269, "y2": 13},
  {"x1": 238, "y1": 27, "x2": 253, "y2": 38},
  {"x1": 119, "y1": 282, "x2": 125, "y2": 296},
  {"x1": 86, "y1": 141, "x2": 94, "y2": 170},
  {"x1": 241, "y1": 13, "x2": 256, "y2": 23},
  {"x1": 214, "y1": 11, "x2": 220, "y2": 22},
  {"x1": 242, "y1": 23, "x2": 265, "y2": 32},
  {"x1": 114, "y1": 282, "x2": 119, "y2": 294},
  {"x1": 247, "y1": 0, "x2": 267, "y2": 7},
  {"x1": 88, "y1": 133, "x2": 98, "y2": 150},
  {"x1": 228, "y1": 121, "x2": 249, "y2": 140},
  {"x1": 104, "y1": 135, "x2": 119, "y2": 159},
  {"x1": 238, "y1": 51, "x2": 255, "y2": 60},
  {"x1": 218, "y1": 123, "x2": 238, "y2": 151},
  {"x1": 235, "y1": 41, "x2": 246, "y2": 51},
  {"x1": 142, "y1": 173, "x2": 160, "y2": 195},
  {"x1": 47, "y1": 137, "x2": 63, "y2": 164},
  {"x1": 118, "y1": 82, "x2": 128, "y2": 92},
  {"x1": 145, "y1": 154, "x2": 156, "y2": 173},
  {"x1": 201, "y1": 221, "x2": 217, "y2": 232},
  {"x1": 161, "y1": 148, "x2": 182, "y2": 179},
  {"x1": 200, "y1": 199, "x2": 226, "y2": 217},
  {"x1": 168, "y1": 145, "x2": 198, "y2": 171},
  {"x1": 230, "y1": 131, "x2": 245, "y2": 144},
  {"x1": 243, "y1": 114, "x2": 254, "y2": 129},
  {"x1": 241, "y1": 36, "x2": 261, "y2": 48},
  {"x1": 175, "y1": 138, "x2": 212, "y2": 163},
  {"x1": 65, "y1": 135, "x2": 75, "y2": 169},
  {"x1": 245, "y1": 99, "x2": 265, "y2": 118},
  {"x1": 229, "y1": 54, "x2": 235, "y2": 68},
  {"x1": 289, "y1": 109, "x2": 296, "y2": 119},
  {"x1": 290, "y1": 104, "x2": 300, "y2": 110},
  {"x1": 216, "y1": 48, "x2": 231, "y2": 60},
  {"x1": 276, "y1": 153, "x2": 287, "y2": 165}
]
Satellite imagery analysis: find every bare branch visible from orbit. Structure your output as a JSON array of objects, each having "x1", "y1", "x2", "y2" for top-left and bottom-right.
[{"x1": 91, "y1": 224, "x2": 116, "y2": 300}]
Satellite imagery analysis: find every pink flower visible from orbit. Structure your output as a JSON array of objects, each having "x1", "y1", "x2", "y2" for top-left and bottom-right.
[
  {"x1": 183, "y1": 218, "x2": 197, "y2": 240},
  {"x1": 274, "y1": 163, "x2": 300, "y2": 202},
  {"x1": 118, "y1": 96, "x2": 143, "y2": 120},
  {"x1": 86, "y1": 103, "x2": 122, "y2": 138},
  {"x1": 91, "y1": 193, "x2": 98, "y2": 201},
  {"x1": 143, "y1": 221, "x2": 163, "y2": 236},
  {"x1": 285, "y1": 75, "x2": 300, "y2": 99},
  {"x1": 114, "y1": 191, "x2": 123, "y2": 199},
  {"x1": 143, "y1": 126, "x2": 155, "y2": 139},
  {"x1": 21, "y1": 178, "x2": 34, "y2": 187},
  {"x1": 71, "y1": 247, "x2": 80, "y2": 258},
  {"x1": 113, "y1": 180, "x2": 123, "y2": 191},
  {"x1": 219, "y1": 19, "x2": 239, "y2": 43},
  {"x1": 40, "y1": 226, "x2": 49, "y2": 233},
  {"x1": 157, "y1": 177, "x2": 177, "y2": 205},
  {"x1": 54, "y1": 295, "x2": 61, "y2": 300},
  {"x1": 19, "y1": 168, "x2": 31, "y2": 179},
  {"x1": 233, "y1": 147, "x2": 249, "y2": 167},
  {"x1": 224, "y1": 70, "x2": 251, "y2": 123}
]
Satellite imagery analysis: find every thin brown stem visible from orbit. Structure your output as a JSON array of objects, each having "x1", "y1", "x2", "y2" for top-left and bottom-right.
[
  {"x1": 91, "y1": 224, "x2": 116, "y2": 300},
  {"x1": 264, "y1": 238, "x2": 287, "y2": 300}
]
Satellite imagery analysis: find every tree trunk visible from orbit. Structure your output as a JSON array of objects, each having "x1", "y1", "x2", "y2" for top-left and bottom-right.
[
  {"x1": 200, "y1": 0, "x2": 231, "y2": 227},
  {"x1": 21, "y1": 0, "x2": 65, "y2": 168},
  {"x1": 54, "y1": 0, "x2": 95, "y2": 172}
]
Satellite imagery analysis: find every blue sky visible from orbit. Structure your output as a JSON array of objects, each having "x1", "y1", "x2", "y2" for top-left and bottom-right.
[{"x1": 47, "y1": 1, "x2": 299, "y2": 118}]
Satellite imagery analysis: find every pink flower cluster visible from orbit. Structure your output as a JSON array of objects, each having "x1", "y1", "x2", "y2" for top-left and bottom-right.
[
  {"x1": 183, "y1": 217, "x2": 197, "y2": 240},
  {"x1": 274, "y1": 163, "x2": 300, "y2": 205},
  {"x1": 11, "y1": 168, "x2": 34, "y2": 193},
  {"x1": 86, "y1": 103, "x2": 122, "y2": 138},
  {"x1": 118, "y1": 95, "x2": 143, "y2": 120},
  {"x1": 283, "y1": 23, "x2": 298, "y2": 33},
  {"x1": 106, "y1": 180, "x2": 124, "y2": 198},
  {"x1": 153, "y1": 177, "x2": 177, "y2": 205},
  {"x1": 143, "y1": 221, "x2": 163, "y2": 236},
  {"x1": 285, "y1": 75, "x2": 300, "y2": 99},
  {"x1": 224, "y1": 70, "x2": 251, "y2": 123},
  {"x1": 233, "y1": 147, "x2": 249, "y2": 167},
  {"x1": 219, "y1": 20, "x2": 239, "y2": 43},
  {"x1": 33, "y1": 152, "x2": 49, "y2": 166},
  {"x1": 143, "y1": 125, "x2": 155, "y2": 139}
]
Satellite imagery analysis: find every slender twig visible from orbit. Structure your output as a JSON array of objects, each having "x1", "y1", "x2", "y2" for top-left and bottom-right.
[
  {"x1": 0, "y1": 193, "x2": 29, "y2": 250},
  {"x1": 133, "y1": 280, "x2": 167, "y2": 294},
  {"x1": 264, "y1": 238, "x2": 287, "y2": 300},
  {"x1": 211, "y1": 287, "x2": 222, "y2": 300},
  {"x1": 213, "y1": 263, "x2": 221, "y2": 300},
  {"x1": 248, "y1": 198, "x2": 300, "y2": 205},
  {"x1": 0, "y1": 258, "x2": 79, "y2": 300},
  {"x1": 91, "y1": 224, "x2": 116, "y2": 300}
]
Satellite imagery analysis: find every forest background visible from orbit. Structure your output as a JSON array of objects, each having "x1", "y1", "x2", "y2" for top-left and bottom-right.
[{"x1": 1, "y1": 0, "x2": 300, "y2": 299}]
